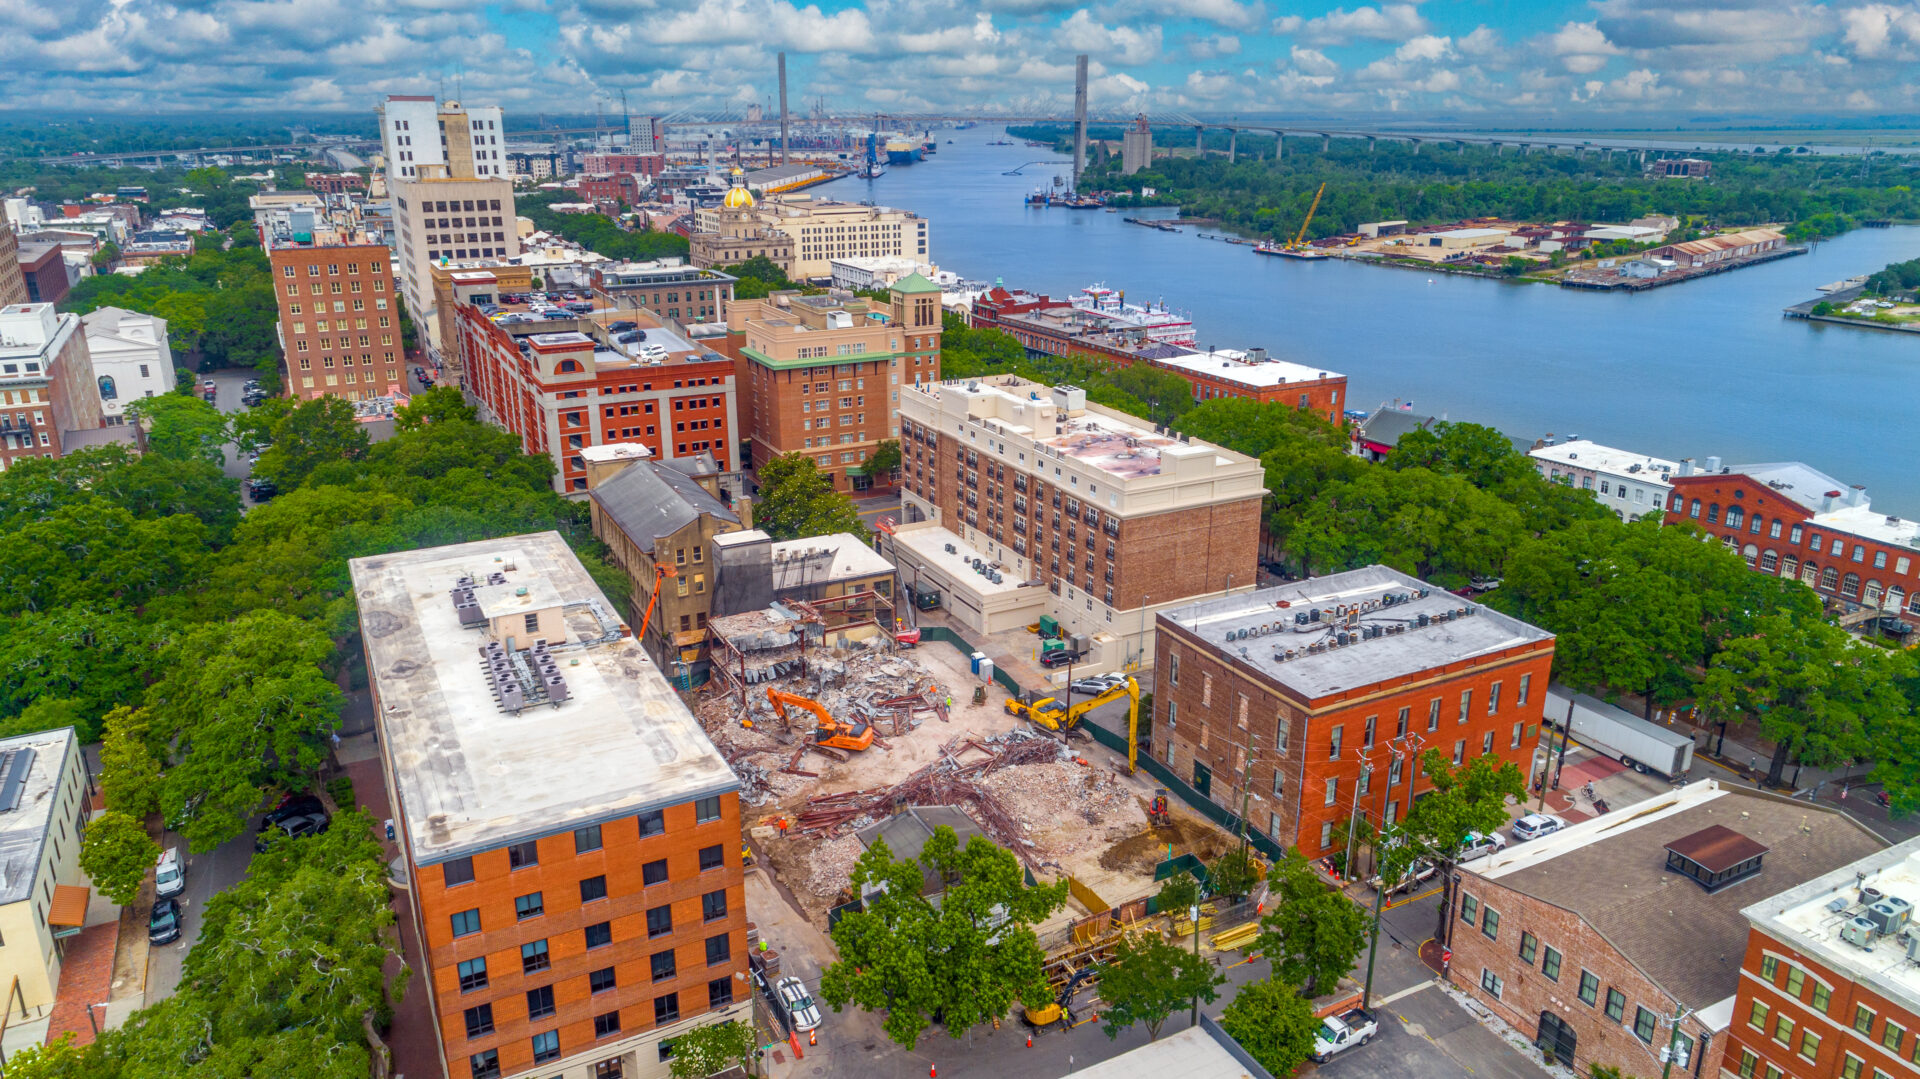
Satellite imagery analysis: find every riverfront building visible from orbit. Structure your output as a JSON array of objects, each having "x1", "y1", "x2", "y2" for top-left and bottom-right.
[
  {"x1": 722, "y1": 276, "x2": 942, "y2": 491},
  {"x1": 350, "y1": 533, "x2": 749, "y2": 1079},
  {"x1": 1450, "y1": 780, "x2": 1882, "y2": 1079},
  {"x1": 1154, "y1": 566, "x2": 1555, "y2": 858},
  {"x1": 889, "y1": 375, "x2": 1265, "y2": 668},
  {"x1": 1528, "y1": 437, "x2": 1681, "y2": 522},
  {"x1": 1143, "y1": 348, "x2": 1346, "y2": 419},
  {"x1": 1664, "y1": 461, "x2": 1920, "y2": 615},
  {"x1": 694, "y1": 190, "x2": 929, "y2": 282}
]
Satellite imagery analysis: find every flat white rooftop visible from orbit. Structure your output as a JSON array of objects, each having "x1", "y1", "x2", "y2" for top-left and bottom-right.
[
  {"x1": 1747, "y1": 836, "x2": 1920, "y2": 1016},
  {"x1": 1162, "y1": 565, "x2": 1553, "y2": 701},
  {"x1": 1812, "y1": 503, "x2": 1920, "y2": 549},
  {"x1": 1528, "y1": 439, "x2": 1680, "y2": 482},
  {"x1": 891, "y1": 526, "x2": 1026, "y2": 596},
  {"x1": 350, "y1": 532, "x2": 738, "y2": 866},
  {"x1": 1154, "y1": 349, "x2": 1343, "y2": 388},
  {"x1": 1064, "y1": 1018, "x2": 1271, "y2": 1079},
  {"x1": 770, "y1": 532, "x2": 895, "y2": 586}
]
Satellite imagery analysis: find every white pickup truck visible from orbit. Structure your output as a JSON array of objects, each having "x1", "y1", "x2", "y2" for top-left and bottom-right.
[{"x1": 1313, "y1": 1007, "x2": 1379, "y2": 1062}]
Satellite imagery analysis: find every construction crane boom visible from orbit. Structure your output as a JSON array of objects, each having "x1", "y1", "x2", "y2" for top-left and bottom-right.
[
  {"x1": 1005, "y1": 677, "x2": 1139, "y2": 740},
  {"x1": 1291, "y1": 181, "x2": 1327, "y2": 249}
]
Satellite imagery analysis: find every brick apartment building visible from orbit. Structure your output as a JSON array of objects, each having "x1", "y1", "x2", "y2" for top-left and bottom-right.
[
  {"x1": 305, "y1": 172, "x2": 367, "y2": 195},
  {"x1": 350, "y1": 532, "x2": 749, "y2": 1079},
  {"x1": 887, "y1": 375, "x2": 1266, "y2": 668},
  {"x1": 724, "y1": 276, "x2": 941, "y2": 490},
  {"x1": 1143, "y1": 348, "x2": 1346, "y2": 419},
  {"x1": 577, "y1": 175, "x2": 646, "y2": 209},
  {"x1": 1152, "y1": 566, "x2": 1555, "y2": 856},
  {"x1": 0, "y1": 303, "x2": 103, "y2": 471},
  {"x1": 15, "y1": 242, "x2": 69, "y2": 305},
  {"x1": 1664, "y1": 461, "x2": 1920, "y2": 617},
  {"x1": 591, "y1": 260, "x2": 736, "y2": 326},
  {"x1": 0, "y1": 201, "x2": 26, "y2": 307},
  {"x1": 1448, "y1": 781, "x2": 1883, "y2": 1079},
  {"x1": 456, "y1": 289, "x2": 739, "y2": 495},
  {"x1": 1727, "y1": 836, "x2": 1920, "y2": 1079},
  {"x1": 265, "y1": 225, "x2": 402, "y2": 401}
]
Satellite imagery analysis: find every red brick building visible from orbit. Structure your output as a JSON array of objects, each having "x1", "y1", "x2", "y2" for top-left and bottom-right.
[
  {"x1": 1449, "y1": 781, "x2": 1882, "y2": 1079},
  {"x1": 1664, "y1": 461, "x2": 1920, "y2": 616},
  {"x1": 1152, "y1": 565, "x2": 1555, "y2": 857},
  {"x1": 305, "y1": 172, "x2": 367, "y2": 195},
  {"x1": 456, "y1": 293, "x2": 739, "y2": 495},
  {"x1": 1142, "y1": 348, "x2": 1346, "y2": 419},
  {"x1": 583, "y1": 154, "x2": 666, "y2": 179},
  {"x1": 577, "y1": 175, "x2": 646, "y2": 208},
  {"x1": 0, "y1": 302, "x2": 103, "y2": 472},
  {"x1": 352, "y1": 534, "x2": 750, "y2": 1079},
  {"x1": 266, "y1": 229, "x2": 401, "y2": 401},
  {"x1": 16, "y1": 241, "x2": 70, "y2": 305},
  {"x1": 1726, "y1": 837, "x2": 1920, "y2": 1079}
]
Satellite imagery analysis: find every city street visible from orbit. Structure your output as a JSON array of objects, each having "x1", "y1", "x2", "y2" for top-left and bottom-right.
[{"x1": 142, "y1": 825, "x2": 254, "y2": 1003}]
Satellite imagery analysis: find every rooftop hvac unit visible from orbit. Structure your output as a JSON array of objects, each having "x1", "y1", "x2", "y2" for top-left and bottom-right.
[
  {"x1": 1908, "y1": 933, "x2": 1920, "y2": 964},
  {"x1": 945, "y1": 544, "x2": 956, "y2": 554},
  {"x1": 1870, "y1": 898, "x2": 1913, "y2": 936},
  {"x1": 1417, "y1": 613, "x2": 1431, "y2": 627},
  {"x1": 1827, "y1": 897, "x2": 1851, "y2": 915},
  {"x1": 1337, "y1": 632, "x2": 1351, "y2": 646},
  {"x1": 546, "y1": 675, "x2": 570, "y2": 704},
  {"x1": 1417, "y1": 588, "x2": 1430, "y2": 598},
  {"x1": 501, "y1": 683, "x2": 525, "y2": 711},
  {"x1": 1841, "y1": 917, "x2": 1878, "y2": 950},
  {"x1": 457, "y1": 602, "x2": 485, "y2": 627},
  {"x1": 1865, "y1": 886, "x2": 1887, "y2": 906}
]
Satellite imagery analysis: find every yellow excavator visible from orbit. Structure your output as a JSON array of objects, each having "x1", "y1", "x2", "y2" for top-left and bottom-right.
[
  {"x1": 1006, "y1": 677, "x2": 1139, "y2": 742},
  {"x1": 765, "y1": 688, "x2": 875, "y2": 752}
]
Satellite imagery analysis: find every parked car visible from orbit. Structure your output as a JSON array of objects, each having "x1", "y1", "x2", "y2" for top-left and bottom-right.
[
  {"x1": 1511, "y1": 813, "x2": 1567, "y2": 842},
  {"x1": 1455, "y1": 830, "x2": 1508, "y2": 863},
  {"x1": 154, "y1": 847, "x2": 185, "y2": 899},
  {"x1": 149, "y1": 897, "x2": 181, "y2": 945},
  {"x1": 775, "y1": 976, "x2": 822, "y2": 1032},
  {"x1": 639, "y1": 344, "x2": 669, "y2": 360},
  {"x1": 609, "y1": 320, "x2": 637, "y2": 332},
  {"x1": 246, "y1": 478, "x2": 278, "y2": 502},
  {"x1": 1069, "y1": 678, "x2": 1114, "y2": 697},
  {"x1": 255, "y1": 812, "x2": 329, "y2": 852},
  {"x1": 1039, "y1": 649, "x2": 1083, "y2": 669},
  {"x1": 1369, "y1": 856, "x2": 1437, "y2": 896},
  {"x1": 565, "y1": 301, "x2": 595, "y2": 314},
  {"x1": 617, "y1": 330, "x2": 648, "y2": 343},
  {"x1": 1312, "y1": 1008, "x2": 1377, "y2": 1063},
  {"x1": 261, "y1": 794, "x2": 324, "y2": 829}
]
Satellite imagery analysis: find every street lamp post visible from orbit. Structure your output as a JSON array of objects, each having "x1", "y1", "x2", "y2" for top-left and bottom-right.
[{"x1": 1189, "y1": 903, "x2": 1202, "y2": 1029}]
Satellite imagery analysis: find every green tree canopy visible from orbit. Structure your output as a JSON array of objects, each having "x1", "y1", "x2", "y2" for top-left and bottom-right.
[
  {"x1": 1255, "y1": 851, "x2": 1371, "y2": 996},
  {"x1": 753, "y1": 453, "x2": 869, "y2": 541},
  {"x1": 252, "y1": 396, "x2": 371, "y2": 490},
  {"x1": 1218, "y1": 978, "x2": 1321, "y2": 1077},
  {"x1": 820, "y1": 827, "x2": 1069, "y2": 1050},
  {"x1": 126, "y1": 394, "x2": 229, "y2": 466},
  {"x1": 78, "y1": 810, "x2": 159, "y2": 908},
  {"x1": 666, "y1": 1019, "x2": 758, "y2": 1078},
  {"x1": 1398, "y1": 751, "x2": 1526, "y2": 941},
  {"x1": 1097, "y1": 931, "x2": 1225, "y2": 1042}
]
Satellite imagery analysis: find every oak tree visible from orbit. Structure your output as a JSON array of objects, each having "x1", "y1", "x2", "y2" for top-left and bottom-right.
[{"x1": 1098, "y1": 931, "x2": 1224, "y2": 1042}]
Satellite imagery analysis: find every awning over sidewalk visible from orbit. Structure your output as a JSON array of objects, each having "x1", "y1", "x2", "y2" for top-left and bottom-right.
[{"x1": 47, "y1": 885, "x2": 90, "y2": 936}]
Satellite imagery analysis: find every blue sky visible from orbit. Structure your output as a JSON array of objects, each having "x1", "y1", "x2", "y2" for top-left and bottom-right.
[{"x1": 6, "y1": 0, "x2": 1920, "y2": 119}]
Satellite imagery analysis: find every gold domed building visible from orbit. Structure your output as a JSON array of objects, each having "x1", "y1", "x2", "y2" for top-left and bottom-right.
[
  {"x1": 690, "y1": 168, "x2": 794, "y2": 276},
  {"x1": 720, "y1": 168, "x2": 756, "y2": 210}
]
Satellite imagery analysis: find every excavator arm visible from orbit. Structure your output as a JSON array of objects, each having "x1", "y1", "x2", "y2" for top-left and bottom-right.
[{"x1": 766, "y1": 688, "x2": 873, "y2": 752}]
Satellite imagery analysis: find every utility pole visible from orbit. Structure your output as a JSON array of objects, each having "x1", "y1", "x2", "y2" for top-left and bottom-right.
[
  {"x1": 1189, "y1": 902, "x2": 1202, "y2": 1029},
  {"x1": 1537, "y1": 696, "x2": 1575, "y2": 812},
  {"x1": 1660, "y1": 1001, "x2": 1693, "y2": 1079},
  {"x1": 1362, "y1": 732, "x2": 1422, "y2": 1009}
]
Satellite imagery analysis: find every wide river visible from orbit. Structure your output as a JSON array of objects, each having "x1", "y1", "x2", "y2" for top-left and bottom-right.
[{"x1": 808, "y1": 129, "x2": 1920, "y2": 508}]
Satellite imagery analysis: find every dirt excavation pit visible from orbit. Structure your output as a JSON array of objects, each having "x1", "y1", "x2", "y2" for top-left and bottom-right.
[{"x1": 1098, "y1": 813, "x2": 1235, "y2": 876}]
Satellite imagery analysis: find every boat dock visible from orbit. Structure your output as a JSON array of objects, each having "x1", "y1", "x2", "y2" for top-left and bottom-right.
[{"x1": 1123, "y1": 216, "x2": 1182, "y2": 233}]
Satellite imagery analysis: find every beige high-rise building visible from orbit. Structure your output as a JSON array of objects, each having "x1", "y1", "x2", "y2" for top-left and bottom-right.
[
  {"x1": 0, "y1": 202, "x2": 27, "y2": 308},
  {"x1": 379, "y1": 96, "x2": 519, "y2": 369},
  {"x1": 694, "y1": 193, "x2": 927, "y2": 281}
]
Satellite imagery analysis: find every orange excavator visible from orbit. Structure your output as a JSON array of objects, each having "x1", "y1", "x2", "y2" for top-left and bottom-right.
[{"x1": 765, "y1": 688, "x2": 875, "y2": 752}]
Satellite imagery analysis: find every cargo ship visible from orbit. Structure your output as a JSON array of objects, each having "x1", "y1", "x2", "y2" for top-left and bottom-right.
[{"x1": 885, "y1": 138, "x2": 923, "y2": 165}]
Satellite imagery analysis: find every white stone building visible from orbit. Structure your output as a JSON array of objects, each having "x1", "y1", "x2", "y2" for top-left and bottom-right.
[{"x1": 80, "y1": 307, "x2": 175, "y2": 425}]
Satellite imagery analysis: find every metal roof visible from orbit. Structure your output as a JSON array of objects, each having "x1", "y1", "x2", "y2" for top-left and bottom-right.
[{"x1": 589, "y1": 460, "x2": 738, "y2": 545}]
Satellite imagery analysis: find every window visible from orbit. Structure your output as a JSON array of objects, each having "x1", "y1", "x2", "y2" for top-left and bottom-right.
[
  {"x1": 707, "y1": 933, "x2": 731, "y2": 966},
  {"x1": 1460, "y1": 895, "x2": 1479, "y2": 925},
  {"x1": 1488, "y1": 682, "x2": 1501, "y2": 714},
  {"x1": 655, "y1": 993, "x2": 681, "y2": 1025},
  {"x1": 709, "y1": 978, "x2": 735, "y2": 1007},
  {"x1": 1774, "y1": 1014, "x2": 1795, "y2": 1045},
  {"x1": 1481, "y1": 907, "x2": 1500, "y2": 940},
  {"x1": 703, "y1": 889, "x2": 729, "y2": 922},
  {"x1": 1841, "y1": 1054, "x2": 1864, "y2": 1079},
  {"x1": 1578, "y1": 970, "x2": 1599, "y2": 1006},
  {"x1": 699, "y1": 844, "x2": 725, "y2": 871},
  {"x1": 575, "y1": 824, "x2": 603, "y2": 853},
  {"x1": 443, "y1": 857, "x2": 475, "y2": 887},
  {"x1": 1324, "y1": 777, "x2": 1338, "y2": 806},
  {"x1": 450, "y1": 908, "x2": 481, "y2": 937},
  {"x1": 643, "y1": 858, "x2": 669, "y2": 886},
  {"x1": 1319, "y1": 821, "x2": 1333, "y2": 849},
  {"x1": 1801, "y1": 1029, "x2": 1822, "y2": 1062},
  {"x1": 515, "y1": 892, "x2": 544, "y2": 920},
  {"x1": 652, "y1": 949, "x2": 677, "y2": 982},
  {"x1": 585, "y1": 921, "x2": 613, "y2": 949},
  {"x1": 1750, "y1": 999, "x2": 1771, "y2": 1031},
  {"x1": 1428, "y1": 697, "x2": 1442, "y2": 730},
  {"x1": 1541, "y1": 945, "x2": 1562, "y2": 981},
  {"x1": 470, "y1": 1049, "x2": 501, "y2": 1079},
  {"x1": 1632, "y1": 1005, "x2": 1658, "y2": 1042},
  {"x1": 591, "y1": 966, "x2": 617, "y2": 993},
  {"x1": 1737, "y1": 1050, "x2": 1760, "y2": 1079},
  {"x1": 532, "y1": 1030, "x2": 561, "y2": 1063},
  {"x1": 1453, "y1": 739, "x2": 1465, "y2": 766},
  {"x1": 1854, "y1": 1004, "x2": 1874, "y2": 1034},
  {"x1": 637, "y1": 809, "x2": 665, "y2": 838},
  {"x1": 524, "y1": 612, "x2": 540, "y2": 633},
  {"x1": 595, "y1": 1011, "x2": 622, "y2": 1038},
  {"x1": 522, "y1": 939, "x2": 550, "y2": 973},
  {"x1": 458, "y1": 957, "x2": 488, "y2": 992},
  {"x1": 1884, "y1": 1021, "x2": 1906, "y2": 1053},
  {"x1": 507, "y1": 840, "x2": 539, "y2": 869},
  {"x1": 1458, "y1": 690, "x2": 1472, "y2": 724},
  {"x1": 696, "y1": 796, "x2": 722, "y2": 823},
  {"x1": 464, "y1": 1003, "x2": 495, "y2": 1038},
  {"x1": 1784, "y1": 966, "x2": 1805, "y2": 996},
  {"x1": 647, "y1": 905, "x2": 673, "y2": 938},
  {"x1": 1480, "y1": 968, "x2": 1504, "y2": 998},
  {"x1": 1518, "y1": 931, "x2": 1537, "y2": 964},
  {"x1": 1518, "y1": 674, "x2": 1531, "y2": 705},
  {"x1": 581, "y1": 875, "x2": 608, "y2": 903},
  {"x1": 1604, "y1": 988, "x2": 1626, "y2": 1022}
]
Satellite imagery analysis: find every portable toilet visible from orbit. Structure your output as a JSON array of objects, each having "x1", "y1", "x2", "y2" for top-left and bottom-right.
[
  {"x1": 978, "y1": 658, "x2": 995, "y2": 684},
  {"x1": 970, "y1": 651, "x2": 987, "y2": 675}
]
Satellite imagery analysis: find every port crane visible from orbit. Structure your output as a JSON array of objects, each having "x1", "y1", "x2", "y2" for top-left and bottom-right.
[{"x1": 1287, "y1": 182, "x2": 1326, "y2": 251}]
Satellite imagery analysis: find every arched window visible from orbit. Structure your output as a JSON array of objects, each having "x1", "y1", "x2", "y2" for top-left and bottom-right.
[
  {"x1": 1908, "y1": 590, "x2": 1920, "y2": 615},
  {"x1": 1723, "y1": 535, "x2": 1739, "y2": 551},
  {"x1": 558, "y1": 360, "x2": 581, "y2": 373},
  {"x1": 1803, "y1": 562, "x2": 1819, "y2": 585},
  {"x1": 1760, "y1": 551, "x2": 1778, "y2": 573},
  {"x1": 1866, "y1": 581, "x2": 1883, "y2": 605},
  {"x1": 1781, "y1": 555, "x2": 1798, "y2": 579},
  {"x1": 1671, "y1": 494, "x2": 1685, "y2": 512},
  {"x1": 98, "y1": 375, "x2": 117, "y2": 400},
  {"x1": 1821, "y1": 566, "x2": 1839, "y2": 591},
  {"x1": 1886, "y1": 586, "x2": 1905, "y2": 611},
  {"x1": 1742, "y1": 543, "x2": 1759, "y2": 567},
  {"x1": 1690, "y1": 499, "x2": 1702, "y2": 518},
  {"x1": 1750, "y1": 515, "x2": 1764, "y2": 534},
  {"x1": 1725, "y1": 507, "x2": 1744, "y2": 529},
  {"x1": 1842, "y1": 573, "x2": 1861, "y2": 598},
  {"x1": 1707, "y1": 503, "x2": 1721, "y2": 524}
]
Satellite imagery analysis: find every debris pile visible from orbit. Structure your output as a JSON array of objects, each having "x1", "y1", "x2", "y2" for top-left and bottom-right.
[
  {"x1": 978, "y1": 761, "x2": 1147, "y2": 860},
  {"x1": 791, "y1": 728, "x2": 1071, "y2": 865}
]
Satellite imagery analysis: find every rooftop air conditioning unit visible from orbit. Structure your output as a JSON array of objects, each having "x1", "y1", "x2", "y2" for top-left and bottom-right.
[
  {"x1": 1908, "y1": 933, "x2": 1920, "y2": 964},
  {"x1": 1841, "y1": 917, "x2": 1878, "y2": 950}
]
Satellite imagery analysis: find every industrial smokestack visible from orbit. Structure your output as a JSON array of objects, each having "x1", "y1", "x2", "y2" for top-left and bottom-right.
[
  {"x1": 1073, "y1": 54, "x2": 1089, "y2": 190},
  {"x1": 778, "y1": 52, "x2": 791, "y2": 166}
]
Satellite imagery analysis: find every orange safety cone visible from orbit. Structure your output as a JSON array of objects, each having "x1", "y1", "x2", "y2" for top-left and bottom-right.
[
  {"x1": 1026, "y1": 1033, "x2": 1033, "y2": 1048},
  {"x1": 930, "y1": 1066, "x2": 938, "y2": 1079},
  {"x1": 808, "y1": 1029, "x2": 817, "y2": 1047}
]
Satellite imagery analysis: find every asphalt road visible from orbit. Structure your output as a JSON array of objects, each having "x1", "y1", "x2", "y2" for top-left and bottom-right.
[{"x1": 143, "y1": 825, "x2": 255, "y2": 1003}]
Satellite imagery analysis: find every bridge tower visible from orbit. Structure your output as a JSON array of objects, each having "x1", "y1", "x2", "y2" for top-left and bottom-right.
[{"x1": 1072, "y1": 54, "x2": 1089, "y2": 189}]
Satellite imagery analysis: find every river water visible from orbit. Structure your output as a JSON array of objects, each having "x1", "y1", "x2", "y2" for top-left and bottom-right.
[{"x1": 810, "y1": 129, "x2": 1920, "y2": 508}]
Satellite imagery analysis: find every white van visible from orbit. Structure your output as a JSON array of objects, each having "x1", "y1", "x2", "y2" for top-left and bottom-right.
[{"x1": 154, "y1": 847, "x2": 184, "y2": 898}]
